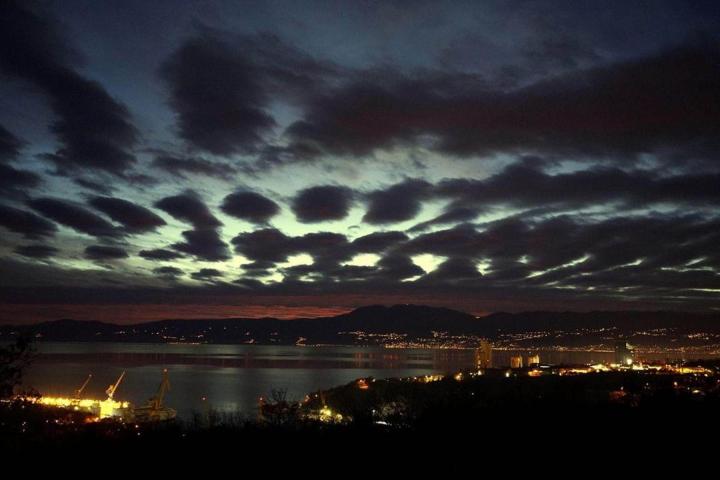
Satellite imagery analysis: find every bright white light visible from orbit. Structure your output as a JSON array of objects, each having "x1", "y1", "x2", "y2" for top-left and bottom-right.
[
  {"x1": 281, "y1": 253, "x2": 314, "y2": 267},
  {"x1": 343, "y1": 253, "x2": 380, "y2": 267},
  {"x1": 477, "y1": 259, "x2": 492, "y2": 275},
  {"x1": 526, "y1": 255, "x2": 590, "y2": 278},
  {"x1": 411, "y1": 254, "x2": 445, "y2": 273}
]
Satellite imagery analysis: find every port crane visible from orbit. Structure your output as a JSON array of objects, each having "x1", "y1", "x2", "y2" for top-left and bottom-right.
[
  {"x1": 74, "y1": 374, "x2": 92, "y2": 400},
  {"x1": 105, "y1": 371, "x2": 125, "y2": 400},
  {"x1": 132, "y1": 369, "x2": 176, "y2": 422},
  {"x1": 147, "y1": 368, "x2": 171, "y2": 411}
]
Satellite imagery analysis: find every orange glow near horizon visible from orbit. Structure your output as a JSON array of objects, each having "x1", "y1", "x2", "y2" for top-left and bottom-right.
[{"x1": 0, "y1": 297, "x2": 493, "y2": 325}]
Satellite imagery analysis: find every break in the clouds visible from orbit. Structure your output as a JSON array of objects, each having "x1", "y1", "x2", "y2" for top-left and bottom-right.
[{"x1": 1, "y1": 0, "x2": 719, "y2": 321}]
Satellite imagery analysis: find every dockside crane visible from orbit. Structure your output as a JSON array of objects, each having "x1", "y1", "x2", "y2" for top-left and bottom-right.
[
  {"x1": 105, "y1": 371, "x2": 125, "y2": 400},
  {"x1": 74, "y1": 374, "x2": 92, "y2": 399},
  {"x1": 132, "y1": 369, "x2": 176, "y2": 422},
  {"x1": 148, "y1": 368, "x2": 171, "y2": 410}
]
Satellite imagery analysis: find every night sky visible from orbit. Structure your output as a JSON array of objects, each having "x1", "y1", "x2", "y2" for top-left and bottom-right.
[{"x1": 1, "y1": 0, "x2": 719, "y2": 323}]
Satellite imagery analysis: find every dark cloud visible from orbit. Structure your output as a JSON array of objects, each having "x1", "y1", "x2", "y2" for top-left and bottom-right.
[
  {"x1": 363, "y1": 179, "x2": 432, "y2": 224},
  {"x1": 0, "y1": 124, "x2": 23, "y2": 162},
  {"x1": 293, "y1": 232, "x2": 350, "y2": 268},
  {"x1": 435, "y1": 160, "x2": 720, "y2": 212},
  {"x1": 88, "y1": 196, "x2": 166, "y2": 234},
  {"x1": 0, "y1": 163, "x2": 42, "y2": 198},
  {"x1": 1, "y1": 2, "x2": 718, "y2": 315},
  {"x1": 420, "y1": 257, "x2": 482, "y2": 283},
  {"x1": 139, "y1": 248, "x2": 184, "y2": 261},
  {"x1": 231, "y1": 228, "x2": 354, "y2": 270},
  {"x1": 399, "y1": 213, "x2": 720, "y2": 293},
  {"x1": 160, "y1": 30, "x2": 341, "y2": 159},
  {"x1": 155, "y1": 192, "x2": 221, "y2": 229},
  {"x1": 154, "y1": 192, "x2": 228, "y2": 261},
  {"x1": 231, "y1": 228, "x2": 414, "y2": 283},
  {"x1": 13, "y1": 244, "x2": 59, "y2": 259},
  {"x1": 0, "y1": 204, "x2": 57, "y2": 239},
  {"x1": 191, "y1": 268, "x2": 223, "y2": 281},
  {"x1": 351, "y1": 231, "x2": 408, "y2": 253},
  {"x1": 221, "y1": 191, "x2": 280, "y2": 224},
  {"x1": 153, "y1": 266, "x2": 184, "y2": 279},
  {"x1": 409, "y1": 207, "x2": 479, "y2": 232},
  {"x1": 376, "y1": 254, "x2": 425, "y2": 281},
  {"x1": 84, "y1": 245, "x2": 128, "y2": 261},
  {"x1": 3, "y1": 211, "x2": 719, "y2": 312},
  {"x1": 73, "y1": 177, "x2": 114, "y2": 195},
  {"x1": 231, "y1": 228, "x2": 297, "y2": 263},
  {"x1": 291, "y1": 185, "x2": 353, "y2": 223},
  {"x1": 152, "y1": 155, "x2": 237, "y2": 180},
  {"x1": 286, "y1": 43, "x2": 720, "y2": 164},
  {"x1": 172, "y1": 228, "x2": 230, "y2": 262},
  {"x1": 160, "y1": 35, "x2": 275, "y2": 155},
  {"x1": 28, "y1": 198, "x2": 119, "y2": 238},
  {"x1": 0, "y1": 1, "x2": 138, "y2": 175},
  {"x1": 519, "y1": 13, "x2": 601, "y2": 73}
]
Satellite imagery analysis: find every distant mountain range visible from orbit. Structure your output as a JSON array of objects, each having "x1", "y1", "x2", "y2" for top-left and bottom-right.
[{"x1": 2, "y1": 305, "x2": 719, "y2": 348}]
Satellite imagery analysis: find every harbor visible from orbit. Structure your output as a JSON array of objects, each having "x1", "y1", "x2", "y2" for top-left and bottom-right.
[{"x1": 16, "y1": 369, "x2": 176, "y2": 423}]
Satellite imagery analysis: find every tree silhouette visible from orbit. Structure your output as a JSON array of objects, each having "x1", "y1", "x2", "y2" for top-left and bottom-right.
[{"x1": 0, "y1": 336, "x2": 35, "y2": 398}]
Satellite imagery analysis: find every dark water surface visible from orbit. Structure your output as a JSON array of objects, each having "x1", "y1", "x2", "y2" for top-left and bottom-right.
[
  {"x1": 23, "y1": 343, "x2": 474, "y2": 419},
  {"x1": 22, "y1": 343, "x2": 710, "y2": 419}
]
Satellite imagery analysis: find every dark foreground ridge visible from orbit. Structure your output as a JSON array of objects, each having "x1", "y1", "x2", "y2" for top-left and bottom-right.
[{"x1": 2, "y1": 305, "x2": 720, "y2": 349}]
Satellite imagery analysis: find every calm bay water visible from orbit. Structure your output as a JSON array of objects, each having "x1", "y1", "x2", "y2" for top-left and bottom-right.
[
  {"x1": 22, "y1": 342, "x2": 706, "y2": 419},
  {"x1": 23, "y1": 342, "x2": 474, "y2": 419}
]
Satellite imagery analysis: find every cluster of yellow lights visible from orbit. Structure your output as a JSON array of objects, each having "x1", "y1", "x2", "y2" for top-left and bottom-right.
[
  {"x1": 417, "y1": 374, "x2": 444, "y2": 383},
  {"x1": 672, "y1": 366, "x2": 712, "y2": 375},
  {"x1": 318, "y1": 406, "x2": 344, "y2": 423},
  {"x1": 22, "y1": 396, "x2": 130, "y2": 419}
]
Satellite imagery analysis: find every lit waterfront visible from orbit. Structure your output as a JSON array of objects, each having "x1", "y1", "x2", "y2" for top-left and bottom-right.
[
  {"x1": 23, "y1": 343, "x2": 471, "y2": 419},
  {"x1": 19, "y1": 342, "x2": 720, "y2": 420}
]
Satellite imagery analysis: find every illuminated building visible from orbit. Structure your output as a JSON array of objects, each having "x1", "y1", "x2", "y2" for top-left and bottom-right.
[
  {"x1": 526, "y1": 354, "x2": 540, "y2": 367},
  {"x1": 615, "y1": 341, "x2": 634, "y2": 366},
  {"x1": 510, "y1": 355, "x2": 523, "y2": 369},
  {"x1": 476, "y1": 340, "x2": 493, "y2": 369}
]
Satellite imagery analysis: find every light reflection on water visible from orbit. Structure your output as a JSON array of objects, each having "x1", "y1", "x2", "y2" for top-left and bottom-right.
[
  {"x1": 22, "y1": 343, "x2": 711, "y2": 419},
  {"x1": 24, "y1": 343, "x2": 473, "y2": 419}
]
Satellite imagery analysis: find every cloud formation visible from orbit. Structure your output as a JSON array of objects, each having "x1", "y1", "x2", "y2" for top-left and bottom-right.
[
  {"x1": 1, "y1": 1, "x2": 719, "y2": 317},
  {"x1": 221, "y1": 191, "x2": 280, "y2": 224},
  {"x1": 89, "y1": 196, "x2": 166, "y2": 234},
  {"x1": 292, "y1": 186, "x2": 353, "y2": 223},
  {"x1": 0, "y1": 1, "x2": 138, "y2": 176},
  {"x1": 285, "y1": 43, "x2": 720, "y2": 165},
  {"x1": 84, "y1": 245, "x2": 129, "y2": 261},
  {"x1": 152, "y1": 155, "x2": 237, "y2": 180},
  {"x1": 364, "y1": 179, "x2": 432, "y2": 224},
  {"x1": 28, "y1": 198, "x2": 119, "y2": 238},
  {"x1": 0, "y1": 204, "x2": 57, "y2": 239},
  {"x1": 155, "y1": 192, "x2": 221, "y2": 229}
]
